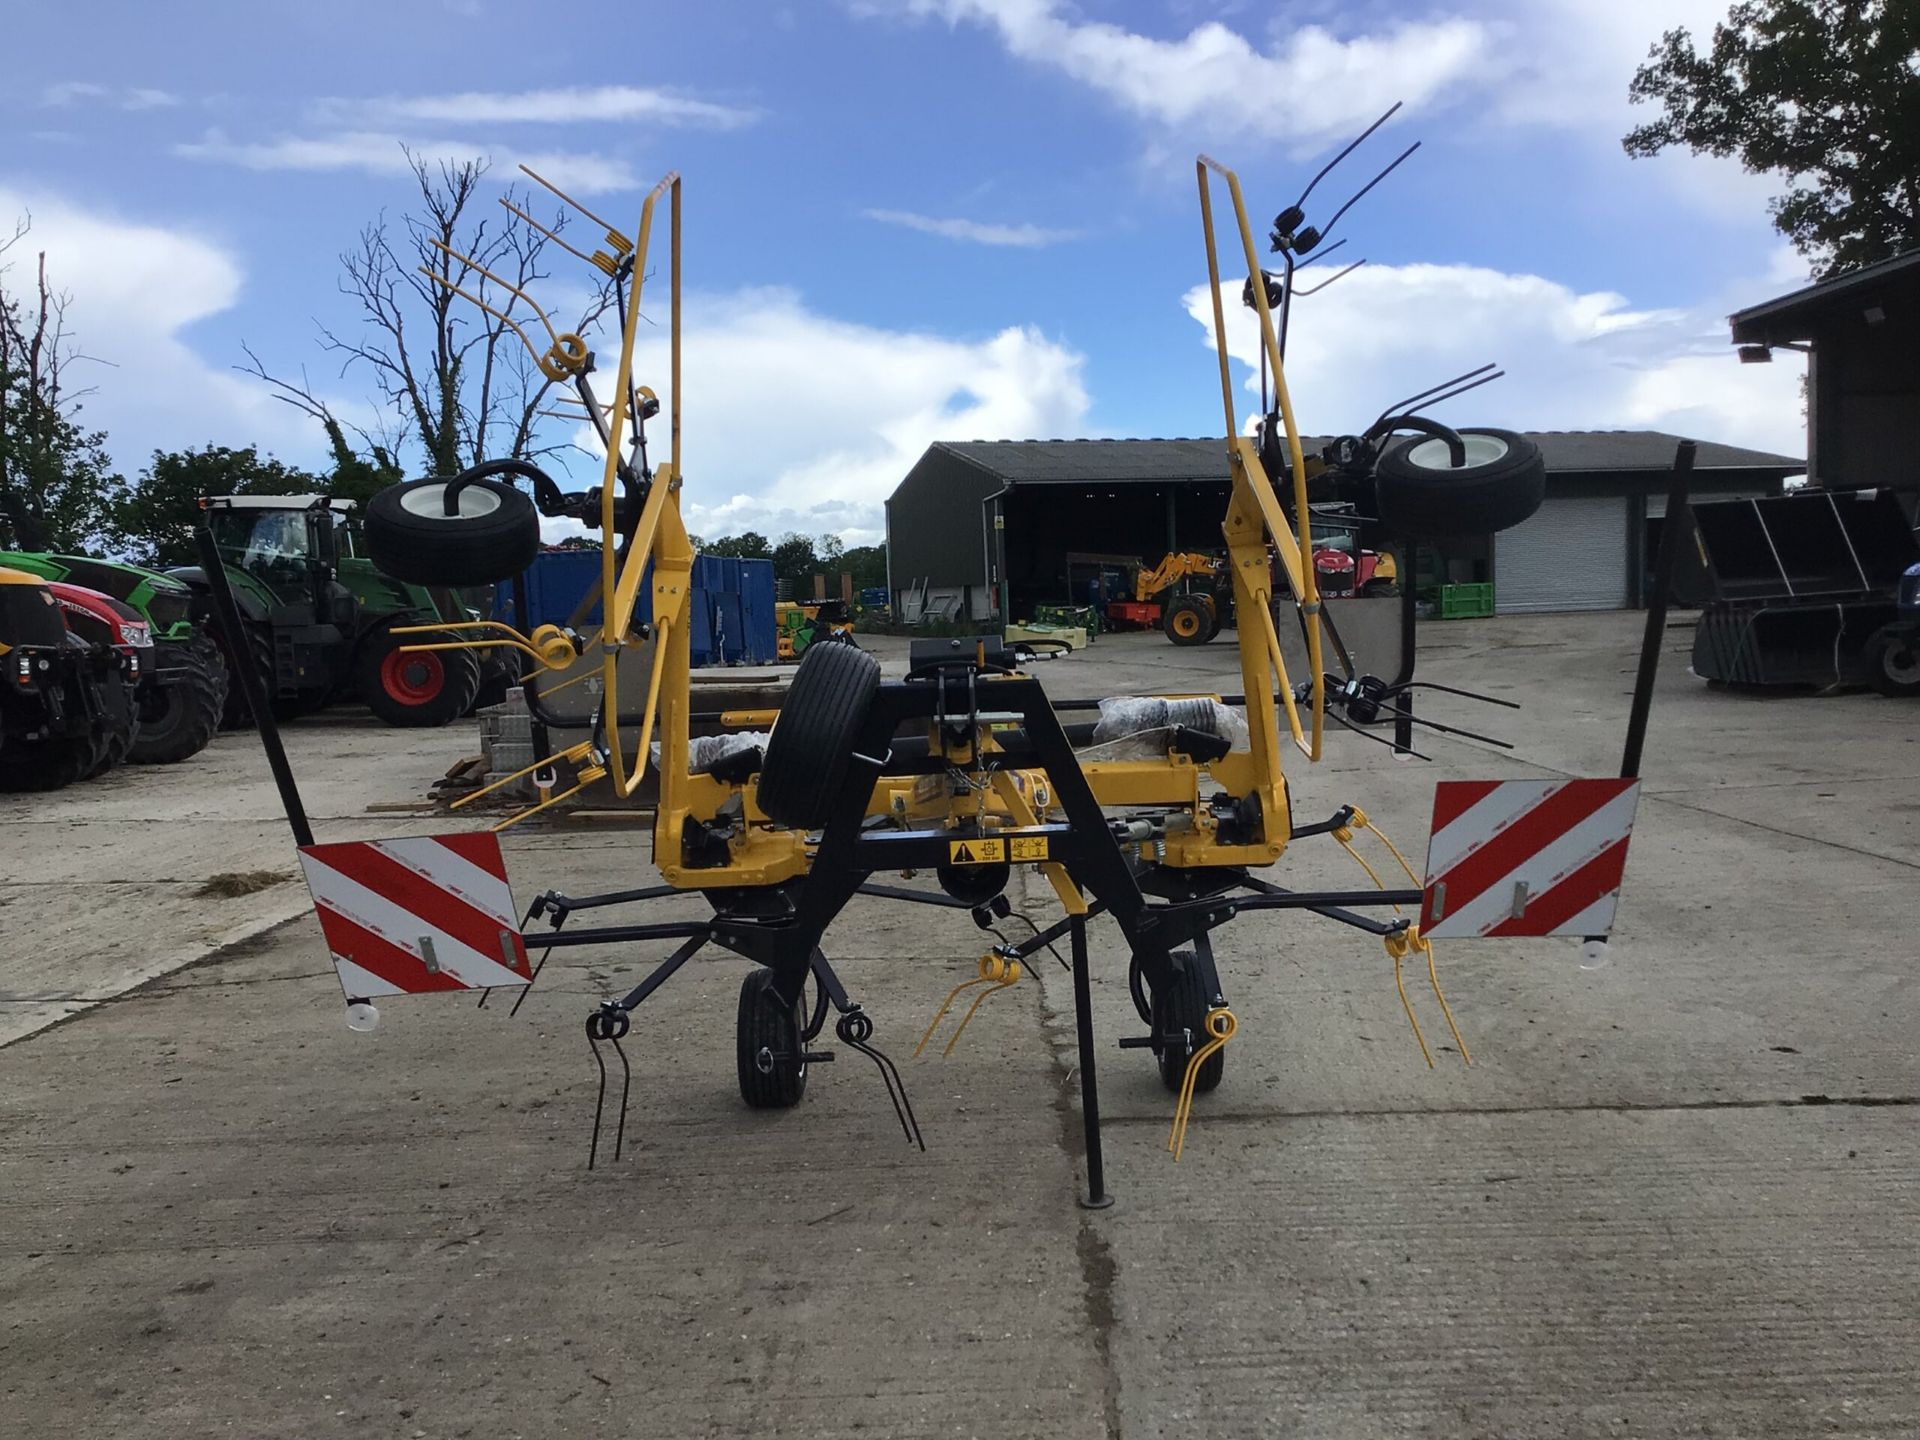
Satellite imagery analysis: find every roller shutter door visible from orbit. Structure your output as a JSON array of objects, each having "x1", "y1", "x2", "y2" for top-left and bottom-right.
[{"x1": 1494, "y1": 495, "x2": 1628, "y2": 612}]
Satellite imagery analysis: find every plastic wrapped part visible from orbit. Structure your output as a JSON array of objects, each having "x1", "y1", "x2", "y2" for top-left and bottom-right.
[
  {"x1": 1086, "y1": 697, "x2": 1248, "y2": 759},
  {"x1": 652, "y1": 730, "x2": 771, "y2": 774}
]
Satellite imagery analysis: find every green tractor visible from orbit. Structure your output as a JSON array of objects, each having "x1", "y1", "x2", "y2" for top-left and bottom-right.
[
  {"x1": 173, "y1": 495, "x2": 506, "y2": 728},
  {"x1": 0, "y1": 551, "x2": 229, "y2": 764}
]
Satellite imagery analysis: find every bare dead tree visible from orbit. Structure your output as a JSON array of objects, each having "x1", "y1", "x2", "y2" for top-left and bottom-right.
[
  {"x1": 291, "y1": 149, "x2": 617, "y2": 482},
  {"x1": 0, "y1": 221, "x2": 118, "y2": 551}
]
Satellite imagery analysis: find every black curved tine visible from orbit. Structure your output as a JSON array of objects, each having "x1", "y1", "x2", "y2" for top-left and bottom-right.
[
  {"x1": 1291, "y1": 237, "x2": 1348, "y2": 270},
  {"x1": 506, "y1": 940, "x2": 554, "y2": 1017},
  {"x1": 1010, "y1": 913, "x2": 1070, "y2": 972},
  {"x1": 1386, "y1": 706, "x2": 1515, "y2": 749},
  {"x1": 586, "y1": 1021, "x2": 609, "y2": 1171},
  {"x1": 1294, "y1": 101, "x2": 1402, "y2": 210},
  {"x1": 1316, "y1": 142, "x2": 1419, "y2": 249},
  {"x1": 1292, "y1": 258, "x2": 1365, "y2": 297},
  {"x1": 1329, "y1": 705, "x2": 1431, "y2": 760},
  {"x1": 844, "y1": 1031, "x2": 925, "y2": 1150},
  {"x1": 1398, "y1": 369, "x2": 1505, "y2": 416},
  {"x1": 611, "y1": 1033, "x2": 633, "y2": 1163},
  {"x1": 1376, "y1": 363, "x2": 1498, "y2": 426},
  {"x1": 1391, "y1": 679, "x2": 1522, "y2": 710}
]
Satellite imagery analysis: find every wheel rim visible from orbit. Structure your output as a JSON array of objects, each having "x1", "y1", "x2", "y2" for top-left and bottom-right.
[
  {"x1": 1172, "y1": 608, "x2": 1200, "y2": 637},
  {"x1": 399, "y1": 484, "x2": 503, "y2": 521},
  {"x1": 1884, "y1": 642, "x2": 1920, "y2": 685},
  {"x1": 381, "y1": 649, "x2": 445, "y2": 703},
  {"x1": 1404, "y1": 433, "x2": 1509, "y2": 470}
]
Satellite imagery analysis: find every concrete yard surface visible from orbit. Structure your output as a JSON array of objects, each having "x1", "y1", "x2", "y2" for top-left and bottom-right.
[{"x1": 2, "y1": 614, "x2": 1917, "y2": 1437}]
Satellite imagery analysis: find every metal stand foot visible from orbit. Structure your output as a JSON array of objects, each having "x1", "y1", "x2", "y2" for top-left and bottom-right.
[{"x1": 1069, "y1": 915, "x2": 1114, "y2": 1209}]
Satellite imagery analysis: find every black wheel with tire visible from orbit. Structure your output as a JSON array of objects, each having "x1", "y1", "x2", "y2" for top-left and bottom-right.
[
  {"x1": 736, "y1": 967, "x2": 808, "y2": 1109},
  {"x1": 1152, "y1": 951, "x2": 1226, "y2": 1094},
  {"x1": 0, "y1": 733, "x2": 99, "y2": 792},
  {"x1": 131, "y1": 641, "x2": 224, "y2": 764},
  {"x1": 364, "y1": 478, "x2": 540, "y2": 586},
  {"x1": 755, "y1": 640, "x2": 882, "y2": 828},
  {"x1": 217, "y1": 625, "x2": 278, "y2": 730},
  {"x1": 1374, "y1": 427, "x2": 1545, "y2": 538},
  {"x1": 1864, "y1": 624, "x2": 1920, "y2": 698},
  {"x1": 1164, "y1": 595, "x2": 1213, "y2": 646},
  {"x1": 1360, "y1": 578, "x2": 1397, "y2": 598},
  {"x1": 83, "y1": 667, "x2": 140, "y2": 779},
  {"x1": 356, "y1": 628, "x2": 483, "y2": 727}
]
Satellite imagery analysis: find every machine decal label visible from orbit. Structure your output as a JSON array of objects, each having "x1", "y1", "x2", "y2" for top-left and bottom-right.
[
  {"x1": 1420, "y1": 779, "x2": 1641, "y2": 939},
  {"x1": 298, "y1": 833, "x2": 529, "y2": 997},
  {"x1": 948, "y1": 838, "x2": 1006, "y2": 865},
  {"x1": 1009, "y1": 836, "x2": 1050, "y2": 862}
]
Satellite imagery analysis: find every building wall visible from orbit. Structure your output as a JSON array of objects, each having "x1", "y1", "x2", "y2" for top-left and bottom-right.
[
  {"x1": 1810, "y1": 318, "x2": 1920, "y2": 489},
  {"x1": 885, "y1": 452, "x2": 998, "y2": 604}
]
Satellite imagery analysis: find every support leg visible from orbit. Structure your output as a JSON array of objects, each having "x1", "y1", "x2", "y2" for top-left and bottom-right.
[{"x1": 1070, "y1": 915, "x2": 1114, "y2": 1210}]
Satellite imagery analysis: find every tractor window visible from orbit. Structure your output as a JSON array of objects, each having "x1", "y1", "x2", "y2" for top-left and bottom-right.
[{"x1": 207, "y1": 508, "x2": 312, "y2": 568}]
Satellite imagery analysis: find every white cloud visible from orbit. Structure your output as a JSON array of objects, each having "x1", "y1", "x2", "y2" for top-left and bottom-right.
[
  {"x1": 562, "y1": 288, "x2": 1089, "y2": 545},
  {"x1": 335, "y1": 85, "x2": 757, "y2": 130},
  {"x1": 1183, "y1": 261, "x2": 1806, "y2": 460},
  {"x1": 40, "y1": 81, "x2": 179, "y2": 110},
  {"x1": 865, "y1": 0, "x2": 1489, "y2": 151},
  {"x1": 863, "y1": 208, "x2": 1077, "y2": 247},
  {"x1": 0, "y1": 188, "x2": 335, "y2": 481},
  {"x1": 173, "y1": 130, "x2": 637, "y2": 194}
]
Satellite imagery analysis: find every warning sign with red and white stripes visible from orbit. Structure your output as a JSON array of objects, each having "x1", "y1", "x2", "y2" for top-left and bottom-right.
[
  {"x1": 298, "y1": 833, "x2": 530, "y2": 997},
  {"x1": 1420, "y1": 779, "x2": 1640, "y2": 940}
]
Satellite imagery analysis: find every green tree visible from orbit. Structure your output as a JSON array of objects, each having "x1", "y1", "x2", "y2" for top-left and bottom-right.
[
  {"x1": 1624, "y1": 0, "x2": 1920, "y2": 277},
  {"x1": 109, "y1": 445, "x2": 323, "y2": 568},
  {"x1": 704, "y1": 531, "x2": 773, "y2": 560},
  {"x1": 0, "y1": 232, "x2": 124, "y2": 551},
  {"x1": 840, "y1": 542, "x2": 888, "y2": 593},
  {"x1": 771, "y1": 532, "x2": 819, "y2": 588}
]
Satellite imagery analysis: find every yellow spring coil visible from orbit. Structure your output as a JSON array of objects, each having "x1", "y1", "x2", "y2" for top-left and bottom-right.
[{"x1": 1167, "y1": 1007, "x2": 1237, "y2": 1162}]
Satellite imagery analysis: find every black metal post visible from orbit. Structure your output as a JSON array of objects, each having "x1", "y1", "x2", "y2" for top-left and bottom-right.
[
  {"x1": 194, "y1": 525, "x2": 314, "y2": 848},
  {"x1": 1069, "y1": 914, "x2": 1114, "y2": 1210},
  {"x1": 1619, "y1": 440, "x2": 1696, "y2": 780},
  {"x1": 1392, "y1": 538, "x2": 1418, "y2": 754}
]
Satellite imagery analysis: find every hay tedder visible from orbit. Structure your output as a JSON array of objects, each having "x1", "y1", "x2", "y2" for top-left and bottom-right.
[{"x1": 206, "y1": 118, "x2": 1664, "y2": 1205}]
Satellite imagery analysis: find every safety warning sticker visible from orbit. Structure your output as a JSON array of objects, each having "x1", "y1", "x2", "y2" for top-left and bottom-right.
[
  {"x1": 1009, "y1": 836, "x2": 1050, "y2": 862},
  {"x1": 948, "y1": 838, "x2": 1007, "y2": 865}
]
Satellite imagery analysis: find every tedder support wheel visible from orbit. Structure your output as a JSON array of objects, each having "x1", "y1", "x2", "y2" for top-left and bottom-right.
[
  {"x1": 357, "y1": 628, "x2": 483, "y2": 728},
  {"x1": 1374, "y1": 427, "x2": 1545, "y2": 538},
  {"x1": 364, "y1": 477, "x2": 540, "y2": 586},
  {"x1": 1864, "y1": 625, "x2": 1920, "y2": 698},
  {"x1": 755, "y1": 639, "x2": 881, "y2": 828},
  {"x1": 1152, "y1": 951, "x2": 1226, "y2": 1094},
  {"x1": 1164, "y1": 595, "x2": 1213, "y2": 646},
  {"x1": 736, "y1": 967, "x2": 808, "y2": 1109}
]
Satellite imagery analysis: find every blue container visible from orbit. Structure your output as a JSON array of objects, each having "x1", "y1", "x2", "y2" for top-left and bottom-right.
[{"x1": 494, "y1": 550, "x2": 777, "y2": 667}]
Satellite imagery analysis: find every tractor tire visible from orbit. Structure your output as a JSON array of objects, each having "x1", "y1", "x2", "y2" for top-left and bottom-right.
[
  {"x1": 357, "y1": 628, "x2": 483, "y2": 728},
  {"x1": 1864, "y1": 624, "x2": 1920, "y2": 698},
  {"x1": 736, "y1": 967, "x2": 809, "y2": 1109},
  {"x1": 131, "y1": 642, "x2": 224, "y2": 764},
  {"x1": 84, "y1": 670, "x2": 141, "y2": 779},
  {"x1": 1152, "y1": 951, "x2": 1227, "y2": 1095},
  {"x1": 1374, "y1": 427, "x2": 1544, "y2": 538},
  {"x1": 755, "y1": 640, "x2": 882, "y2": 829},
  {"x1": 469, "y1": 651, "x2": 518, "y2": 713},
  {"x1": 364, "y1": 478, "x2": 540, "y2": 586},
  {"x1": 1360, "y1": 578, "x2": 1398, "y2": 598},
  {"x1": 217, "y1": 625, "x2": 278, "y2": 730},
  {"x1": 0, "y1": 733, "x2": 100, "y2": 792},
  {"x1": 1164, "y1": 595, "x2": 1213, "y2": 646}
]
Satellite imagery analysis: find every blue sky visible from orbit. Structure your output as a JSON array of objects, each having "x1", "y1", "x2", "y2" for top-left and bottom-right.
[{"x1": 4, "y1": 0, "x2": 1807, "y2": 545}]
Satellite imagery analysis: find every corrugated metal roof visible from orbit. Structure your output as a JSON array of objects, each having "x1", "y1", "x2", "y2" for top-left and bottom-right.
[{"x1": 928, "y1": 431, "x2": 1802, "y2": 484}]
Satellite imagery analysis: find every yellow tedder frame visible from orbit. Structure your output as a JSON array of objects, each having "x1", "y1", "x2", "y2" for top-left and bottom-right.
[{"x1": 402, "y1": 157, "x2": 1344, "y2": 902}]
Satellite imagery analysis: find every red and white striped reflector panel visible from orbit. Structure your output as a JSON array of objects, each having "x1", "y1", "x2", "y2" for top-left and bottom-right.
[
  {"x1": 1420, "y1": 779, "x2": 1641, "y2": 940},
  {"x1": 297, "y1": 834, "x2": 530, "y2": 998}
]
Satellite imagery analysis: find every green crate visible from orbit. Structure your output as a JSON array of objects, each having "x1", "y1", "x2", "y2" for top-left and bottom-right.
[{"x1": 1436, "y1": 582, "x2": 1495, "y2": 619}]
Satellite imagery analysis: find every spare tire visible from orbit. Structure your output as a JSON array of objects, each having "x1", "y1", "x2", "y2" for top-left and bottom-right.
[
  {"x1": 364, "y1": 478, "x2": 539, "y2": 585},
  {"x1": 1374, "y1": 427, "x2": 1544, "y2": 538},
  {"x1": 755, "y1": 640, "x2": 881, "y2": 828}
]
